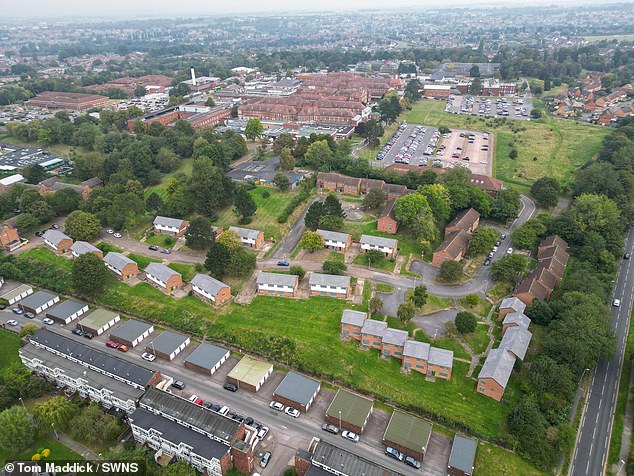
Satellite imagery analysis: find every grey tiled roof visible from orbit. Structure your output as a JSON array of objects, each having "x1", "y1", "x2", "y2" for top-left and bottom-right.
[
  {"x1": 361, "y1": 319, "x2": 388, "y2": 337},
  {"x1": 316, "y1": 229, "x2": 350, "y2": 243},
  {"x1": 70, "y1": 241, "x2": 100, "y2": 255},
  {"x1": 500, "y1": 297, "x2": 526, "y2": 314},
  {"x1": 382, "y1": 328, "x2": 408, "y2": 346},
  {"x1": 229, "y1": 226, "x2": 262, "y2": 240},
  {"x1": 502, "y1": 311, "x2": 531, "y2": 329},
  {"x1": 341, "y1": 309, "x2": 367, "y2": 327},
  {"x1": 104, "y1": 252, "x2": 136, "y2": 271},
  {"x1": 191, "y1": 274, "x2": 229, "y2": 296},
  {"x1": 256, "y1": 272, "x2": 298, "y2": 287},
  {"x1": 43, "y1": 229, "x2": 71, "y2": 246},
  {"x1": 403, "y1": 340, "x2": 431, "y2": 360},
  {"x1": 153, "y1": 215, "x2": 186, "y2": 228},
  {"x1": 145, "y1": 262, "x2": 180, "y2": 283},
  {"x1": 429, "y1": 347, "x2": 453, "y2": 368},
  {"x1": 478, "y1": 348, "x2": 516, "y2": 389},
  {"x1": 360, "y1": 234, "x2": 398, "y2": 249},
  {"x1": 309, "y1": 272, "x2": 350, "y2": 288},
  {"x1": 500, "y1": 326, "x2": 532, "y2": 360},
  {"x1": 448, "y1": 435, "x2": 477, "y2": 474}
]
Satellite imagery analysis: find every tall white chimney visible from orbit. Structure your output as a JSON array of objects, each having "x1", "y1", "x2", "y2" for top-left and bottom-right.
[{"x1": 190, "y1": 67, "x2": 196, "y2": 86}]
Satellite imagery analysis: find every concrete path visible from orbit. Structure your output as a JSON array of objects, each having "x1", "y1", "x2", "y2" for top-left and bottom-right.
[{"x1": 58, "y1": 432, "x2": 100, "y2": 460}]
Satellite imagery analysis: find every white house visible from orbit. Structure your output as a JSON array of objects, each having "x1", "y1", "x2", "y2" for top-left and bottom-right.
[
  {"x1": 316, "y1": 229, "x2": 352, "y2": 252},
  {"x1": 256, "y1": 272, "x2": 299, "y2": 297},
  {"x1": 360, "y1": 234, "x2": 398, "y2": 258},
  {"x1": 153, "y1": 216, "x2": 189, "y2": 237},
  {"x1": 309, "y1": 273, "x2": 351, "y2": 298}
]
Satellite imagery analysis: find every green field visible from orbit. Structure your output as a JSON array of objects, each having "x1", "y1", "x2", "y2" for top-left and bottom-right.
[
  {"x1": 168, "y1": 262, "x2": 199, "y2": 282},
  {"x1": 144, "y1": 233, "x2": 177, "y2": 248},
  {"x1": 0, "y1": 435, "x2": 83, "y2": 466},
  {"x1": 21, "y1": 248, "x2": 73, "y2": 270},
  {"x1": 0, "y1": 330, "x2": 21, "y2": 370},
  {"x1": 353, "y1": 252, "x2": 396, "y2": 272},
  {"x1": 475, "y1": 441, "x2": 545, "y2": 476}
]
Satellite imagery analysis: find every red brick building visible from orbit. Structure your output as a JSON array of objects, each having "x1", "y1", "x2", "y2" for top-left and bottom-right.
[
  {"x1": 377, "y1": 199, "x2": 399, "y2": 234},
  {"x1": 129, "y1": 105, "x2": 231, "y2": 131},
  {"x1": 432, "y1": 208, "x2": 480, "y2": 268},
  {"x1": 26, "y1": 91, "x2": 110, "y2": 111}
]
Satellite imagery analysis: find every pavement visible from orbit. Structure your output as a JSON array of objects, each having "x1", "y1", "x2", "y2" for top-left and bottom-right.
[
  {"x1": 413, "y1": 309, "x2": 459, "y2": 338},
  {"x1": 570, "y1": 227, "x2": 634, "y2": 476},
  {"x1": 269, "y1": 194, "x2": 321, "y2": 260}
]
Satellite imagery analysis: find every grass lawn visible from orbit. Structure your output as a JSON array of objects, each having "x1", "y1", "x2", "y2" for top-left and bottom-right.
[
  {"x1": 463, "y1": 323, "x2": 492, "y2": 355},
  {"x1": 215, "y1": 186, "x2": 304, "y2": 242},
  {"x1": 168, "y1": 262, "x2": 199, "y2": 282},
  {"x1": 0, "y1": 435, "x2": 83, "y2": 466},
  {"x1": 487, "y1": 282, "x2": 513, "y2": 302},
  {"x1": 459, "y1": 296, "x2": 493, "y2": 318},
  {"x1": 475, "y1": 441, "x2": 545, "y2": 476},
  {"x1": 96, "y1": 242, "x2": 123, "y2": 254},
  {"x1": 145, "y1": 233, "x2": 177, "y2": 249},
  {"x1": 127, "y1": 253, "x2": 161, "y2": 270},
  {"x1": 419, "y1": 294, "x2": 454, "y2": 315},
  {"x1": 376, "y1": 283, "x2": 395, "y2": 294},
  {"x1": 353, "y1": 253, "x2": 396, "y2": 272},
  {"x1": 403, "y1": 100, "x2": 609, "y2": 188},
  {"x1": 21, "y1": 248, "x2": 73, "y2": 271},
  {"x1": 0, "y1": 329, "x2": 21, "y2": 370}
]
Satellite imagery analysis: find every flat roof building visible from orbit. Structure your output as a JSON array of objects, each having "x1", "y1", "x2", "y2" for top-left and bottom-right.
[
  {"x1": 184, "y1": 343, "x2": 230, "y2": 375},
  {"x1": 0, "y1": 283, "x2": 33, "y2": 304},
  {"x1": 45, "y1": 299, "x2": 89, "y2": 324},
  {"x1": 448, "y1": 434, "x2": 478, "y2": 476},
  {"x1": 325, "y1": 389, "x2": 373, "y2": 433},
  {"x1": 109, "y1": 319, "x2": 154, "y2": 348},
  {"x1": 78, "y1": 308, "x2": 121, "y2": 336},
  {"x1": 18, "y1": 291, "x2": 59, "y2": 315},
  {"x1": 272, "y1": 371, "x2": 321, "y2": 412},
  {"x1": 146, "y1": 330, "x2": 190, "y2": 361},
  {"x1": 226, "y1": 356, "x2": 273, "y2": 392},
  {"x1": 382, "y1": 410, "x2": 433, "y2": 461}
]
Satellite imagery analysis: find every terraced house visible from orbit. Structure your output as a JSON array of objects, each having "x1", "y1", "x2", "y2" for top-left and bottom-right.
[
  {"x1": 316, "y1": 229, "x2": 352, "y2": 252},
  {"x1": 360, "y1": 319, "x2": 388, "y2": 350},
  {"x1": 360, "y1": 234, "x2": 398, "y2": 258},
  {"x1": 340, "y1": 309, "x2": 367, "y2": 341},
  {"x1": 309, "y1": 272, "x2": 350, "y2": 298},
  {"x1": 402, "y1": 340, "x2": 454, "y2": 381}
]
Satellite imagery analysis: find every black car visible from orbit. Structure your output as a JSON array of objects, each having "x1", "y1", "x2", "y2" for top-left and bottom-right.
[
  {"x1": 35, "y1": 231, "x2": 44, "y2": 237},
  {"x1": 171, "y1": 380, "x2": 186, "y2": 390},
  {"x1": 72, "y1": 328, "x2": 84, "y2": 336},
  {"x1": 624, "y1": 253, "x2": 631, "y2": 260},
  {"x1": 24, "y1": 312, "x2": 35, "y2": 319},
  {"x1": 148, "y1": 245, "x2": 159, "y2": 251},
  {"x1": 83, "y1": 332, "x2": 94, "y2": 339},
  {"x1": 484, "y1": 258, "x2": 491, "y2": 266},
  {"x1": 244, "y1": 417, "x2": 254, "y2": 426},
  {"x1": 203, "y1": 402, "x2": 215, "y2": 410},
  {"x1": 495, "y1": 240, "x2": 501, "y2": 247},
  {"x1": 0, "y1": 304, "x2": 5, "y2": 310},
  {"x1": 223, "y1": 383, "x2": 238, "y2": 392}
]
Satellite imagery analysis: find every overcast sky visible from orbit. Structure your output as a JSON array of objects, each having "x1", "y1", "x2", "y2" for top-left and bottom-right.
[{"x1": 3, "y1": 0, "x2": 629, "y2": 19}]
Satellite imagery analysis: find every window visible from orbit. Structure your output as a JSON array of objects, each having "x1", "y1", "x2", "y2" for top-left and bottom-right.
[{"x1": 479, "y1": 387, "x2": 485, "y2": 392}]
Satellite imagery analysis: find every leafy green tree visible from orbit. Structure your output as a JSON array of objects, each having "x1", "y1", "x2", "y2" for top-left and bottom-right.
[
  {"x1": 274, "y1": 173, "x2": 290, "y2": 191},
  {"x1": 300, "y1": 231, "x2": 325, "y2": 252},
  {"x1": 28, "y1": 200, "x2": 55, "y2": 223},
  {"x1": 289, "y1": 265, "x2": 305, "y2": 280},
  {"x1": 48, "y1": 188, "x2": 81, "y2": 216},
  {"x1": 244, "y1": 118, "x2": 264, "y2": 141},
  {"x1": 467, "y1": 226, "x2": 499, "y2": 256},
  {"x1": 304, "y1": 140, "x2": 334, "y2": 169},
  {"x1": 217, "y1": 229, "x2": 242, "y2": 249},
  {"x1": 397, "y1": 301, "x2": 416, "y2": 323},
  {"x1": 410, "y1": 285, "x2": 428, "y2": 308},
  {"x1": 0, "y1": 406, "x2": 36, "y2": 452},
  {"x1": 185, "y1": 217, "x2": 214, "y2": 250},
  {"x1": 234, "y1": 187, "x2": 257, "y2": 224},
  {"x1": 65, "y1": 210, "x2": 102, "y2": 241},
  {"x1": 68, "y1": 404, "x2": 123, "y2": 447},
  {"x1": 15, "y1": 213, "x2": 39, "y2": 235},
  {"x1": 490, "y1": 254, "x2": 531, "y2": 285},
  {"x1": 156, "y1": 147, "x2": 180, "y2": 173},
  {"x1": 528, "y1": 355, "x2": 576, "y2": 401},
  {"x1": 205, "y1": 97, "x2": 215, "y2": 107},
  {"x1": 395, "y1": 193, "x2": 435, "y2": 238},
  {"x1": 469, "y1": 77, "x2": 482, "y2": 95},
  {"x1": 322, "y1": 260, "x2": 347, "y2": 275},
  {"x1": 205, "y1": 242, "x2": 231, "y2": 279},
  {"x1": 442, "y1": 165, "x2": 471, "y2": 185},
  {"x1": 363, "y1": 187, "x2": 387, "y2": 211},
  {"x1": 492, "y1": 189, "x2": 521, "y2": 223},
  {"x1": 227, "y1": 248, "x2": 256, "y2": 277},
  {"x1": 145, "y1": 192, "x2": 164, "y2": 213},
  {"x1": 0, "y1": 364, "x2": 47, "y2": 411},
  {"x1": 418, "y1": 184, "x2": 451, "y2": 225},
  {"x1": 369, "y1": 296, "x2": 383, "y2": 315},
  {"x1": 404, "y1": 79, "x2": 422, "y2": 102},
  {"x1": 279, "y1": 147, "x2": 295, "y2": 171},
  {"x1": 455, "y1": 311, "x2": 477, "y2": 333},
  {"x1": 512, "y1": 219, "x2": 548, "y2": 250},
  {"x1": 22, "y1": 164, "x2": 47, "y2": 184},
  {"x1": 273, "y1": 134, "x2": 294, "y2": 154},
  {"x1": 33, "y1": 396, "x2": 75, "y2": 431},
  {"x1": 304, "y1": 201, "x2": 324, "y2": 230},
  {"x1": 531, "y1": 177, "x2": 560, "y2": 209},
  {"x1": 364, "y1": 249, "x2": 386, "y2": 268},
  {"x1": 133, "y1": 85, "x2": 146, "y2": 97},
  {"x1": 377, "y1": 91, "x2": 403, "y2": 123},
  {"x1": 318, "y1": 214, "x2": 344, "y2": 231},
  {"x1": 526, "y1": 299, "x2": 555, "y2": 325},
  {"x1": 439, "y1": 260, "x2": 464, "y2": 282},
  {"x1": 465, "y1": 294, "x2": 479, "y2": 306},
  {"x1": 189, "y1": 158, "x2": 233, "y2": 218},
  {"x1": 72, "y1": 253, "x2": 109, "y2": 297},
  {"x1": 19, "y1": 323, "x2": 39, "y2": 338}
]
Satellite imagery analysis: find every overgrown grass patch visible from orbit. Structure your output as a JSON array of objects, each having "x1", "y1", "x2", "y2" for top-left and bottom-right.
[
  {"x1": 0, "y1": 435, "x2": 83, "y2": 466},
  {"x1": 353, "y1": 253, "x2": 396, "y2": 272},
  {"x1": 21, "y1": 248, "x2": 73, "y2": 270},
  {"x1": 168, "y1": 263, "x2": 199, "y2": 282},
  {"x1": 127, "y1": 253, "x2": 161, "y2": 270},
  {"x1": 475, "y1": 441, "x2": 545, "y2": 476},
  {"x1": 96, "y1": 242, "x2": 123, "y2": 254},
  {"x1": 0, "y1": 329, "x2": 21, "y2": 371},
  {"x1": 144, "y1": 234, "x2": 177, "y2": 249}
]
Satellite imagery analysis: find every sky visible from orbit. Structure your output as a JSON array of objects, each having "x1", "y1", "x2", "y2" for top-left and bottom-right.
[{"x1": 3, "y1": 0, "x2": 631, "y2": 19}]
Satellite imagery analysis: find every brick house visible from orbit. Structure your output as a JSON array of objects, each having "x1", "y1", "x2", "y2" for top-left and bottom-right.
[
  {"x1": 343, "y1": 177, "x2": 361, "y2": 195},
  {"x1": 360, "y1": 179, "x2": 385, "y2": 195},
  {"x1": 153, "y1": 216, "x2": 189, "y2": 237},
  {"x1": 256, "y1": 272, "x2": 299, "y2": 297},
  {"x1": 316, "y1": 229, "x2": 352, "y2": 252},
  {"x1": 229, "y1": 226, "x2": 265, "y2": 249},
  {"x1": 308, "y1": 273, "x2": 350, "y2": 298},
  {"x1": 144, "y1": 262, "x2": 182, "y2": 294},
  {"x1": 377, "y1": 199, "x2": 399, "y2": 234},
  {"x1": 191, "y1": 273, "x2": 232, "y2": 306},
  {"x1": 316, "y1": 172, "x2": 343, "y2": 192},
  {"x1": 498, "y1": 296, "x2": 527, "y2": 320},
  {"x1": 502, "y1": 311, "x2": 531, "y2": 336},
  {"x1": 499, "y1": 326, "x2": 532, "y2": 361},
  {"x1": 445, "y1": 208, "x2": 480, "y2": 235},
  {"x1": 340, "y1": 309, "x2": 367, "y2": 341},
  {"x1": 431, "y1": 229, "x2": 469, "y2": 268},
  {"x1": 477, "y1": 348, "x2": 516, "y2": 401},
  {"x1": 360, "y1": 234, "x2": 398, "y2": 258},
  {"x1": 381, "y1": 328, "x2": 408, "y2": 359},
  {"x1": 42, "y1": 229, "x2": 72, "y2": 255},
  {"x1": 104, "y1": 252, "x2": 138, "y2": 282},
  {"x1": 360, "y1": 319, "x2": 388, "y2": 350},
  {"x1": 0, "y1": 223, "x2": 23, "y2": 251},
  {"x1": 428, "y1": 347, "x2": 454, "y2": 380},
  {"x1": 402, "y1": 340, "x2": 431, "y2": 375}
]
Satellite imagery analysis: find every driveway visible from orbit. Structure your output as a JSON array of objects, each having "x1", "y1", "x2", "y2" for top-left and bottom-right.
[{"x1": 376, "y1": 286, "x2": 407, "y2": 317}]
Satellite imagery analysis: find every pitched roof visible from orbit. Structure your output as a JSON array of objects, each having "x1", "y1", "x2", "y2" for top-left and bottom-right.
[
  {"x1": 341, "y1": 309, "x2": 367, "y2": 327},
  {"x1": 499, "y1": 326, "x2": 532, "y2": 360},
  {"x1": 309, "y1": 272, "x2": 350, "y2": 288},
  {"x1": 229, "y1": 226, "x2": 262, "y2": 240},
  {"x1": 190, "y1": 274, "x2": 230, "y2": 296},
  {"x1": 478, "y1": 348, "x2": 516, "y2": 389},
  {"x1": 435, "y1": 229, "x2": 469, "y2": 259},
  {"x1": 273, "y1": 371, "x2": 321, "y2": 406},
  {"x1": 45, "y1": 299, "x2": 87, "y2": 320},
  {"x1": 80, "y1": 177, "x2": 103, "y2": 188},
  {"x1": 70, "y1": 241, "x2": 101, "y2": 256},
  {"x1": 429, "y1": 347, "x2": 454, "y2": 368},
  {"x1": 502, "y1": 311, "x2": 531, "y2": 330},
  {"x1": 316, "y1": 229, "x2": 350, "y2": 243},
  {"x1": 256, "y1": 271, "x2": 298, "y2": 287},
  {"x1": 500, "y1": 297, "x2": 526, "y2": 314},
  {"x1": 382, "y1": 328, "x2": 408, "y2": 346},
  {"x1": 43, "y1": 229, "x2": 71, "y2": 246},
  {"x1": 361, "y1": 319, "x2": 388, "y2": 337},
  {"x1": 104, "y1": 252, "x2": 136, "y2": 271},
  {"x1": 403, "y1": 340, "x2": 431, "y2": 360},
  {"x1": 446, "y1": 208, "x2": 480, "y2": 233},
  {"x1": 153, "y1": 215, "x2": 187, "y2": 228},
  {"x1": 19, "y1": 291, "x2": 58, "y2": 309},
  {"x1": 379, "y1": 198, "x2": 397, "y2": 220},
  {"x1": 310, "y1": 440, "x2": 403, "y2": 476},
  {"x1": 539, "y1": 235, "x2": 568, "y2": 251},
  {"x1": 145, "y1": 262, "x2": 181, "y2": 283},
  {"x1": 360, "y1": 234, "x2": 398, "y2": 249}
]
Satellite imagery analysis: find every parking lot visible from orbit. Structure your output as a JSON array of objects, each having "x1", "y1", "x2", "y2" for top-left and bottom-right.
[
  {"x1": 374, "y1": 123, "x2": 439, "y2": 168},
  {"x1": 445, "y1": 94, "x2": 532, "y2": 120},
  {"x1": 435, "y1": 129, "x2": 493, "y2": 176}
]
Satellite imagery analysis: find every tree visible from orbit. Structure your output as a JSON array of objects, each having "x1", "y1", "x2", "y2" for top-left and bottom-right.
[
  {"x1": 323, "y1": 194, "x2": 345, "y2": 218},
  {"x1": 397, "y1": 301, "x2": 416, "y2": 323},
  {"x1": 227, "y1": 248, "x2": 256, "y2": 277},
  {"x1": 468, "y1": 226, "x2": 499, "y2": 256},
  {"x1": 72, "y1": 253, "x2": 109, "y2": 296},
  {"x1": 133, "y1": 85, "x2": 146, "y2": 97},
  {"x1": 304, "y1": 201, "x2": 324, "y2": 230},
  {"x1": 289, "y1": 265, "x2": 305, "y2": 280},
  {"x1": 322, "y1": 259, "x2": 347, "y2": 275},
  {"x1": 465, "y1": 294, "x2": 479, "y2": 306},
  {"x1": 442, "y1": 164, "x2": 472, "y2": 185},
  {"x1": 377, "y1": 91, "x2": 403, "y2": 123},
  {"x1": 33, "y1": 396, "x2": 75, "y2": 431},
  {"x1": 19, "y1": 323, "x2": 39, "y2": 338},
  {"x1": 145, "y1": 192, "x2": 164, "y2": 213},
  {"x1": 364, "y1": 249, "x2": 386, "y2": 268},
  {"x1": 189, "y1": 158, "x2": 233, "y2": 218},
  {"x1": 531, "y1": 177, "x2": 560, "y2": 208},
  {"x1": 217, "y1": 229, "x2": 242, "y2": 249},
  {"x1": 404, "y1": 79, "x2": 422, "y2": 102},
  {"x1": 0, "y1": 406, "x2": 36, "y2": 452},
  {"x1": 526, "y1": 299, "x2": 555, "y2": 325},
  {"x1": 411, "y1": 285, "x2": 428, "y2": 308},
  {"x1": 304, "y1": 140, "x2": 334, "y2": 169},
  {"x1": 185, "y1": 217, "x2": 214, "y2": 250},
  {"x1": 22, "y1": 164, "x2": 47, "y2": 184},
  {"x1": 418, "y1": 184, "x2": 451, "y2": 225},
  {"x1": 64, "y1": 210, "x2": 101, "y2": 241},
  {"x1": 15, "y1": 213, "x2": 39, "y2": 235},
  {"x1": 300, "y1": 231, "x2": 324, "y2": 252},
  {"x1": 28, "y1": 200, "x2": 54, "y2": 223},
  {"x1": 68, "y1": 404, "x2": 123, "y2": 447},
  {"x1": 279, "y1": 147, "x2": 295, "y2": 171},
  {"x1": 469, "y1": 77, "x2": 482, "y2": 95},
  {"x1": 469, "y1": 64, "x2": 481, "y2": 77},
  {"x1": 492, "y1": 189, "x2": 521, "y2": 223},
  {"x1": 273, "y1": 134, "x2": 294, "y2": 154},
  {"x1": 0, "y1": 364, "x2": 47, "y2": 411},
  {"x1": 394, "y1": 193, "x2": 435, "y2": 238},
  {"x1": 318, "y1": 214, "x2": 344, "y2": 231},
  {"x1": 234, "y1": 187, "x2": 257, "y2": 224},
  {"x1": 274, "y1": 173, "x2": 290, "y2": 192},
  {"x1": 205, "y1": 242, "x2": 231, "y2": 279},
  {"x1": 244, "y1": 118, "x2": 264, "y2": 141},
  {"x1": 369, "y1": 297, "x2": 383, "y2": 315},
  {"x1": 363, "y1": 187, "x2": 387, "y2": 211},
  {"x1": 205, "y1": 97, "x2": 216, "y2": 107},
  {"x1": 490, "y1": 254, "x2": 531, "y2": 285},
  {"x1": 455, "y1": 311, "x2": 477, "y2": 333},
  {"x1": 439, "y1": 260, "x2": 464, "y2": 282},
  {"x1": 48, "y1": 188, "x2": 81, "y2": 215}
]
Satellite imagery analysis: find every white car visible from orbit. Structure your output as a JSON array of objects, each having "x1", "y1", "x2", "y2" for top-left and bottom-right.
[
  {"x1": 106, "y1": 229, "x2": 114, "y2": 234},
  {"x1": 341, "y1": 430, "x2": 360, "y2": 442},
  {"x1": 42, "y1": 318, "x2": 55, "y2": 325},
  {"x1": 269, "y1": 401, "x2": 285, "y2": 411},
  {"x1": 507, "y1": 247, "x2": 514, "y2": 254},
  {"x1": 285, "y1": 407, "x2": 300, "y2": 418},
  {"x1": 613, "y1": 299, "x2": 621, "y2": 307},
  {"x1": 113, "y1": 233, "x2": 122, "y2": 238},
  {"x1": 7, "y1": 319, "x2": 18, "y2": 326},
  {"x1": 188, "y1": 394, "x2": 199, "y2": 403},
  {"x1": 141, "y1": 352, "x2": 156, "y2": 362},
  {"x1": 257, "y1": 426, "x2": 270, "y2": 440}
]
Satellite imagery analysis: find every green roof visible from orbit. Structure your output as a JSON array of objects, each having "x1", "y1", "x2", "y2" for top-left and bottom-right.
[
  {"x1": 227, "y1": 356, "x2": 272, "y2": 387},
  {"x1": 326, "y1": 389, "x2": 373, "y2": 428},
  {"x1": 383, "y1": 410, "x2": 432, "y2": 453},
  {"x1": 79, "y1": 308, "x2": 119, "y2": 329}
]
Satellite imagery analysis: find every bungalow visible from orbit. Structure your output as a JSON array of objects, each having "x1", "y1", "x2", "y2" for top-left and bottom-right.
[
  {"x1": 340, "y1": 309, "x2": 367, "y2": 341},
  {"x1": 153, "y1": 216, "x2": 189, "y2": 237},
  {"x1": 359, "y1": 234, "x2": 398, "y2": 258},
  {"x1": 381, "y1": 328, "x2": 408, "y2": 359},
  {"x1": 191, "y1": 274, "x2": 231, "y2": 306},
  {"x1": 477, "y1": 348, "x2": 516, "y2": 401},
  {"x1": 309, "y1": 273, "x2": 350, "y2": 298},
  {"x1": 360, "y1": 319, "x2": 388, "y2": 350},
  {"x1": 70, "y1": 241, "x2": 103, "y2": 259},
  {"x1": 377, "y1": 199, "x2": 398, "y2": 234},
  {"x1": 402, "y1": 340, "x2": 431, "y2": 375},
  {"x1": 316, "y1": 229, "x2": 352, "y2": 252},
  {"x1": 42, "y1": 230, "x2": 72, "y2": 255},
  {"x1": 428, "y1": 347, "x2": 454, "y2": 380},
  {"x1": 498, "y1": 296, "x2": 526, "y2": 320},
  {"x1": 229, "y1": 226, "x2": 265, "y2": 249},
  {"x1": 104, "y1": 252, "x2": 138, "y2": 282},
  {"x1": 144, "y1": 262, "x2": 182, "y2": 294},
  {"x1": 256, "y1": 272, "x2": 299, "y2": 297},
  {"x1": 499, "y1": 326, "x2": 532, "y2": 360}
]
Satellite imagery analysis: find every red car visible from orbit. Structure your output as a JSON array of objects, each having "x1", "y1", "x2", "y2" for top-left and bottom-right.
[
  {"x1": 194, "y1": 398, "x2": 203, "y2": 405},
  {"x1": 105, "y1": 341, "x2": 119, "y2": 349},
  {"x1": 117, "y1": 345, "x2": 129, "y2": 352}
]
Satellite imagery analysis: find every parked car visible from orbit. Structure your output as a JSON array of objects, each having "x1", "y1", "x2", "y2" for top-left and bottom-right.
[
  {"x1": 11, "y1": 307, "x2": 23, "y2": 315},
  {"x1": 322, "y1": 423, "x2": 339, "y2": 435},
  {"x1": 270, "y1": 401, "x2": 285, "y2": 411},
  {"x1": 496, "y1": 241, "x2": 501, "y2": 247},
  {"x1": 141, "y1": 352, "x2": 156, "y2": 362},
  {"x1": 218, "y1": 406, "x2": 229, "y2": 416},
  {"x1": 285, "y1": 407, "x2": 300, "y2": 418},
  {"x1": 148, "y1": 245, "x2": 159, "y2": 251},
  {"x1": 117, "y1": 345, "x2": 129, "y2": 352},
  {"x1": 210, "y1": 404, "x2": 222, "y2": 413},
  {"x1": 35, "y1": 231, "x2": 44, "y2": 237},
  {"x1": 613, "y1": 299, "x2": 621, "y2": 307},
  {"x1": 404, "y1": 456, "x2": 421, "y2": 469},
  {"x1": 385, "y1": 447, "x2": 404, "y2": 461},
  {"x1": 261, "y1": 451, "x2": 271, "y2": 468},
  {"x1": 223, "y1": 383, "x2": 238, "y2": 392},
  {"x1": 83, "y1": 332, "x2": 94, "y2": 340},
  {"x1": 42, "y1": 318, "x2": 55, "y2": 325},
  {"x1": 0, "y1": 304, "x2": 5, "y2": 310},
  {"x1": 106, "y1": 341, "x2": 120, "y2": 349},
  {"x1": 244, "y1": 417, "x2": 254, "y2": 426},
  {"x1": 624, "y1": 253, "x2": 630, "y2": 260},
  {"x1": 113, "y1": 233, "x2": 122, "y2": 238},
  {"x1": 106, "y1": 229, "x2": 114, "y2": 234},
  {"x1": 257, "y1": 426, "x2": 270, "y2": 440},
  {"x1": 203, "y1": 402, "x2": 214, "y2": 410},
  {"x1": 188, "y1": 395, "x2": 202, "y2": 405},
  {"x1": 507, "y1": 247, "x2": 514, "y2": 254},
  {"x1": 171, "y1": 380, "x2": 186, "y2": 390},
  {"x1": 7, "y1": 320, "x2": 18, "y2": 326},
  {"x1": 24, "y1": 312, "x2": 35, "y2": 319},
  {"x1": 51, "y1": 224, "x2": 59, "y2": 229},
  {"x1": 72, "y1": 328, "x2": 84, "y2": 336},
  {"x1": 160, "y1": 249, "x2": 171, "y2": 254},
  {"x1": 501, "y1": 234, "x2": 506, "y2": 240},
  {"x1": 277, "y1": 260, "x2": 290, "y2": 266},
  {"x1": 341, "y1": 430, "x2": 359, "y2": 442},
  {"x1": 484, "y1": 258, "x2": 491, "y2": 266}
]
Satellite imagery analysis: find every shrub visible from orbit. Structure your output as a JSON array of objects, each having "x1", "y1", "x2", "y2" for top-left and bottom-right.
[{"x1": 455, "y1": 311, "x2": 477, "y2": 334}]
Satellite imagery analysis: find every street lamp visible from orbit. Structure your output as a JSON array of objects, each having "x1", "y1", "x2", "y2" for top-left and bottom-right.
[
  {"x1": 18, "y1": 397, "x2": 26, "y2": 410},
  {"x1": 339, "y1": 410, "x2": 342, "y2": 430}
]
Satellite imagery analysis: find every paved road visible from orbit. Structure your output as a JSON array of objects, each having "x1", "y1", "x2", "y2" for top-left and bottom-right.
[
  {"x1": 571, "y1": 228, "x2": 634, "y2": 476},
  {"x1": 269, "y1": 194, "x2": 321, "y2": 260},
  {"x1": 98, "y1": 231, "x2": 205, "y2": 265}
]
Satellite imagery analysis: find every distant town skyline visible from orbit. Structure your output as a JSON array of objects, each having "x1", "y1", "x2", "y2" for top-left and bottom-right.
[{"x1": 3, "y1": 0, "x2": 632, "y2": 19}]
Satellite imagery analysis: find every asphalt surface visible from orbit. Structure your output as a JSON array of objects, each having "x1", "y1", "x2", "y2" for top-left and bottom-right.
[
  {"x1": 571, "y1": 228, "x2": 634, "y2": 476},
  {"x1": 269, "y1": 194, "x2": 321, "y2": 259},
  {"x1": 373, "y1": 124, "x2": 439, "y2": 168}
]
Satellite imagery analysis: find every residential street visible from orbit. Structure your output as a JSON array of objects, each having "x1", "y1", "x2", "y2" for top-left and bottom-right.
[
  {"x1": 269, "y1": 194, "x2": 321, "y2": 259},
  {"x1": 571, "y1": 227, "x2": 634, "y2": 476}
]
